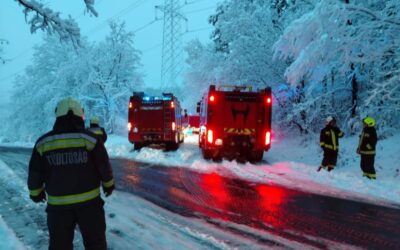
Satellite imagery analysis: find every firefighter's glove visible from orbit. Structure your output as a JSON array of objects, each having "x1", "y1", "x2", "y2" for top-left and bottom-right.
[
  {"x1": 103, "y1": 184, "x2": 115, "y2": 197},
  {"x1": 30, "y1": 190, "x2": 46, "y2": 203}
]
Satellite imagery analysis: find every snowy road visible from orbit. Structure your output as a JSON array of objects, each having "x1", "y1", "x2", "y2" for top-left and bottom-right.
[
  {"x1": 1, "y1": 146, "x2": 400, "y2": 249},
  {"x1": 114, "y1": 158, "x2": 400, "y2": 249}
]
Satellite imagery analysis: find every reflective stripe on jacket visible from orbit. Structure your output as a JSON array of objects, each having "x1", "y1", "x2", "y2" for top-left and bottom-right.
[
  {"x1": 88, "y1": 126, "x2": 107, "y2": 143},
  {"x1": 320, "y1": 125, "x2": 344, "y2": 151},
  {"x1": 358, "y1": 127, "x2": 377, "y2": 155},
  {"x1": 28, "y1": 129, "x2": 113, "y2": 206}
]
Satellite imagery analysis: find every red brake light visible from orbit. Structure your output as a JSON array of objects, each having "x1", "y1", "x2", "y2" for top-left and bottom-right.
[
  {"x1": 171, "y1": 101, "x2": 175, "y2": 108},
  {"x1": 207, "y1": 129, "x2": 213, "y2": 143},
  {"x1": 266, "y1": 97, "x2": 271, "y2": 104},
  {"x1": 265, "y1": 131, "x2": 271, "y2": 145},
  {"x1": 209, "y1": 95, "x2": 215, "y2": 102},
  {"x1": 172, "y1": 122, "x2": 176, "y2": 131},
  {"x1": 128, "y1": 122, "x2": 132, "y2": 131},
  {"x1": 129, "y1": 102, "x2": 133, "y2": 109}
]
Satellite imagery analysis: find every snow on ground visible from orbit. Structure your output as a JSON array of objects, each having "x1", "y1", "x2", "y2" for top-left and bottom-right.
[
  {"x1": 0, "y1": 215, "x2": 26, "y2": 250},
  {"x1": 106, "y1": 190, "x2": 327, "y2": 250},
  {"x1": 0, "y1": 158, "x2": 256, "y2": 250},
  {"x1": 106, "y1": 133, "x2": 400, "y2": 207},
  {"x1": 0, "y1": 132, "x2": 398, "y2": 249},
  {"x1": 0, "y1": 157, "x2": 336, "y2": 250}
]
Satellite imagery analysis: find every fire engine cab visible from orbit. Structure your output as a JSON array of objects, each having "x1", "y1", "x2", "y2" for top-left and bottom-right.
[
  {"x1": 197, "y1": 85, "x2": 272, "y2": 162},
  {"x1": 128, "y1": 92, "x2": 184, "y2": 151}
]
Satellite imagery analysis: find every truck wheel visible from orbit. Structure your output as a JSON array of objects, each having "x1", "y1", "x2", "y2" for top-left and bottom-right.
[
  {"x1": 134, "y1": 142, "x2": 143, "y2": 151},
  {"x1": 166, "y1": 142, "x2": 179, "y2": 151},
  {"x1": 212, "y1": 154, "x2": 222, "y2": 162},
  {"x1": 248, "y1": 150, "x2": 264, "y2": 162},
  {"x1": 202, "y1": 149, "x2": 212, "y2": 160},
  {"x1": 179, "y1": 133, "x2": 184, "y2": 143}
]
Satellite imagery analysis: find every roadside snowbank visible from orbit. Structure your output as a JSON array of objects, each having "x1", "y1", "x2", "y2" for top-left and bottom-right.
[
  {"x1": 106, "y1": 133, "x2": 400, "y2": 207},
  {"x1": 0, "y1": 215, "x2": 25, "y2": 250}
]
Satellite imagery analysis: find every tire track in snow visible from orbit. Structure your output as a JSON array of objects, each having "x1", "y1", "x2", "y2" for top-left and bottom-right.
[
  {"x1": 0, "y1": 148, "x2": 84, "y2": 250},
  {"x1": 0, "y1": 154, "x2": 49, "y2": 250}
]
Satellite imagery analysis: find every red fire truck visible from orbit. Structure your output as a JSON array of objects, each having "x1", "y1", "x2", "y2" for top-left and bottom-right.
[
  {"x1": 182, "y1": 113, "x2": 200, "y2": 134},
  {"x1": 128, "y1": 92, "x2": 184, "y2": 151},
  {"x1": 197, "y1": 85, "x2": 272, "y2": 162}
]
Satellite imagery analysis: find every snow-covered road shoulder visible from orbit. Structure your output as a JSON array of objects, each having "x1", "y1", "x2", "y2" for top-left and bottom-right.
[{"x1": 106, "y1": 133, "x2": 400, "y2": 207}]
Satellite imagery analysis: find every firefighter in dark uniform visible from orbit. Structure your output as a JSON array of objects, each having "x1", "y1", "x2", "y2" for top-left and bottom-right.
[
  {"x1": 88, "y1": 116, "x2": 107, "y2": 143},
  {"x1": 357, "y1": 117, "x2": 378, "y2": 179},
  {"x1": 27, "y1": 97, "x2": 114, "y2": 250},
  {"x1": 318, "y1": 116, "x2": 344, "y2": 171}
]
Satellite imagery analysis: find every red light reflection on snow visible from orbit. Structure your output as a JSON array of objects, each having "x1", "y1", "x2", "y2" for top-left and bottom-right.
[
  {"x1": 165, "y1": 169, "x2": 292, "y2": 228},
  {"x1": 256, "y1": 185, "x2": 287, "y2": 227},
  {"x1": 200, "y1": 172, "x2": 230, "y2": 204}
]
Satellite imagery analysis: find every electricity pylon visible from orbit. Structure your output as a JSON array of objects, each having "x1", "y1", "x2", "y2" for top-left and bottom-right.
[{"x1": 156, "y1": 0, "x2": 187, "y2": 90}]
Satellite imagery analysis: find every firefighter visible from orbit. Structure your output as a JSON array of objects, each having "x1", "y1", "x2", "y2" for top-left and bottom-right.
[
  {"x1": 88, "y1": 116, "x2": 107, "y2": 142},
  {"x1": 27, "y1": 97, "x2": 114, "y2": 250},
  {"x1": 357, "y1": 117, "x2": 378, "y2": 179},
  {"x1": 318, "y1": 116, "x2": 344, "y2": 172}
]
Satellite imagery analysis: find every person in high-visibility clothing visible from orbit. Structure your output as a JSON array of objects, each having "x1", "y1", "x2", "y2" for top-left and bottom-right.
[
  {"x1": 357, "y1": 117, "x2": 378, "y2": 179},
  {"x1": 318, "y1": 116, "x2": 344, "y2": 172},
  {"x1": 27, "y1": 97, "x2": 114, "y2": 250},
  {"x1": 88, "y1": 116, "x2": 107, "y2": 142}
]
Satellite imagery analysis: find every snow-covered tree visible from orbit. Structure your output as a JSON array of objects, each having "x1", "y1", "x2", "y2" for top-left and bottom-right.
[
  {"x1": 183, "y1": 39, "x2": 225, "y2": 110},
  {"x1": 183, "y1": 0, "x2": 317, "y2": 121},
  {"x1": 15, "y1": 0, "x2": 98, "y2": 47},
  {"x1": 273, "y1": 0, "x2": 400, "y2": 133},
  {"x1": 82, "y1": 21, "x2": 143, "y2": 134},
  {"x1": 5, "y1": 22, "x2": 143, "y2": 141},
  {"x1": 208, "y1": 0, "x2": 286, "y2": 86}
]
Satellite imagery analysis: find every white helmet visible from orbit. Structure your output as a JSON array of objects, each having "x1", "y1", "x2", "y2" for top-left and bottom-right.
[
  {"x1": 326, "y1": 116, "x2": 335, "y2": 124},
  {"x1": 55, "y1": 97, "x2": 84, "y2": 118},
  {"x1": 90, "y1": 117, "x2": 100, "y2": 125}
]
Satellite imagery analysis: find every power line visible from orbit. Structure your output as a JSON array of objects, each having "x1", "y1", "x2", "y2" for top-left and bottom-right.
[
  {"x1": 183, "y1": 6, "x2": 215, "y2": 15},
  {"x1": 185, "y1": 26, "x2": 213, "y2": 33},
  {"x1": 133, "y1": 19, "x2": 159, "y2": 34},
  {"x1": 141, "y1": 43, "x2": 162, "y2": 53},
  {"x1": 0, "y1": 68, "x2": 25, "y2": 82},
  {"x1": 85, "y1": 0, "x2": 147, "y2": 36}
]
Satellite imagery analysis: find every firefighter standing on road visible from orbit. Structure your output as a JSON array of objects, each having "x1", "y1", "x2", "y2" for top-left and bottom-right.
[
  {"x1": 318, "y1": 116, "x2": 344, "y2": 172},
  {"x1": 357, "y1": 117, "x2": 378, "y2": 179},
  {"x1": 27, "y1": 97, "x2": 114, "y2": 250},
  {"x1": 88, "y1": 116, "x2": 107, "y2": 143}
]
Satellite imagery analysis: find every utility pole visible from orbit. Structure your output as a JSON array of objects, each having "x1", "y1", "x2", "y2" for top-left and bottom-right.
[{"x1": 156, "y1": 0, "x2": 187, "y2": 90}]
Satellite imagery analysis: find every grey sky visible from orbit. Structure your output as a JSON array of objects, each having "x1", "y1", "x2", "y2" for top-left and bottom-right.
[{"x1": 0, "y1": 0, "x2": 219, "y2": 107}]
